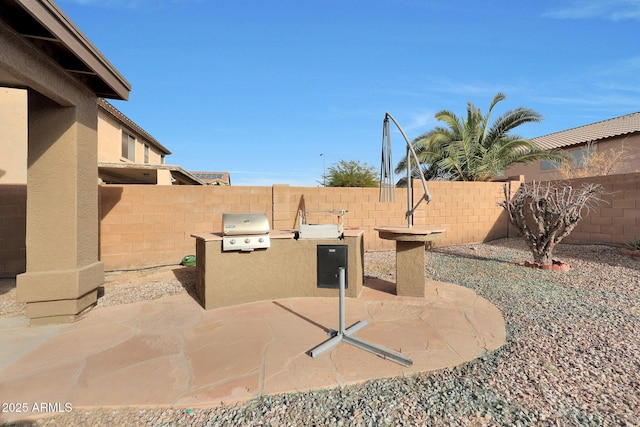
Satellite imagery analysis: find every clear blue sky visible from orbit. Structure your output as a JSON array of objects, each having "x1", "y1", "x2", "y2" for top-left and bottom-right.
[{"x1": 58, "y1": 0, "x2": 639, "y2": 186}]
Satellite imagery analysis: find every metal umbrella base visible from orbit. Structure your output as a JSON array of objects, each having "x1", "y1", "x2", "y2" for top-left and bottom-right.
[{"x1": 308, "y1": 268, "x2": 413, "y2": 367}]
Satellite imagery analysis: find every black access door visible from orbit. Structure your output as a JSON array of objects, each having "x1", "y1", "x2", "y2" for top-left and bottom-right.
[{"x1": 317, "y1": 245, "x2": 348, "y2": 289}]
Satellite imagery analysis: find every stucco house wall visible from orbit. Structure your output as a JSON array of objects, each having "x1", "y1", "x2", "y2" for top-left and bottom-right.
[
  {"x1": 97, "y1": 99, "x2": 168, "y2": 165},
  {"x1": 0, "y1": 87, "x2": 27, "y2": 275},
  {"x1": 506, "y1": 113, "x2": 640, "y2": 182},
  {"x1": 96, "y1": 99, "x2": 203, "y2": 186},
  {"x1": 97, "y1": 110, "x2": 122, "y2": 162},
  {"x1": 0, "y1": 87, "x2": 27, "y2": 184},
  {"x1": 506, "y1": 134, "x2": 640, "y2": 181}
]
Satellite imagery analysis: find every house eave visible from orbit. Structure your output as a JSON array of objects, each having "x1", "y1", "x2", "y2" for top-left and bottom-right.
[
  {"x1": 2, "y1": 0, "x2": 131, "y2": 100},
  {"x1": 99, "y1": 162, "x2": 205, "y2": 185}
]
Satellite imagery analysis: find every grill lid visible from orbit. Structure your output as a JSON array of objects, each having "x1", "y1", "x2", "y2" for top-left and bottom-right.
[{"x1": 223, "y1": 212, "x2": 270, "y2": 236}]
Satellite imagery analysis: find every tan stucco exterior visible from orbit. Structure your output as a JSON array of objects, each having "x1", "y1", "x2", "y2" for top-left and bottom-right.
[
  {"x1": 97, "y1": 100, "x2": 168, "y2": 165},
  {"x1": 193, "y1": 231, "x2": 364, "y2": 310},
  {"x1": 16, "y1": 91, "x2": 104, "y2": 323},
  {"x1": 97, "y1": 109, "x2": 126, "y2": 162},
  {"x1": 1, "y1": 92, "x2": 174, "y2": 186},
  {"x1": 505, "y1": 133, "x2": 640, "y2": 182},
  {"x1": 0, "y1": 87, "x2": 27, "y2": 184},
  {"x1": 1, "y1": 0, "x2": 130, "y2": 324},
  {"x1": 96, "y1": 100, "x2": 203, "y2": 185}
]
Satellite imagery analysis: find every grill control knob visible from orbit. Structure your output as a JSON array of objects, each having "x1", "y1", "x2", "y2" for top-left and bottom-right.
[
  {"x1": 258, "y1": 237, "x2": 264, "y2": 243},
  {"x1": 244, "y1": 238, "x2": 250, "y2": 244},
  {"x1": 229, "y1": 239, "x2": 236, "y2": 245}
]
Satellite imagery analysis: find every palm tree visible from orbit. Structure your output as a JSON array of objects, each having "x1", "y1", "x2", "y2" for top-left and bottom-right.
[{"x1": 396, "y1": 93, "x2": 565, "y2": 181}]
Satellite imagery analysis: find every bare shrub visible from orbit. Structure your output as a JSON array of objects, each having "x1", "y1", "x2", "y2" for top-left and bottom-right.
[
  {"x1": 558, "y1": 141, "x2": 631, "y2": 179},
  {"x1": 500, "y1": 181, "x2": 606, "y2": 266}
]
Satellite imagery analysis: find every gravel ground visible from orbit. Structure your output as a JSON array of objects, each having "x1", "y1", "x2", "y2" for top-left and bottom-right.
[{"x1": 2, "y1": 238, "x2": 639, "y2": 426}]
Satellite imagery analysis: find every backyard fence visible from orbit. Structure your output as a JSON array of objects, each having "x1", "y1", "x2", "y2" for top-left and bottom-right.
[
  {"x1": 559, "y1": 173, "x2": 640, "y2": 245},
  {"x1": 98, "y1": 180, "x2": 515, "y2": 271},
  {"x1": 2, "y1": 171, "x2": 640, "y2": 276},
  {"x1": 0, "y1": 184, "x2": 26, "y2": 276}
]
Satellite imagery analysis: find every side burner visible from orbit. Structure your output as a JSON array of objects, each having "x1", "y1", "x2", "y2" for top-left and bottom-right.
[{"x1": 298, "y1": 209, "x2": 347, "y2": 239}]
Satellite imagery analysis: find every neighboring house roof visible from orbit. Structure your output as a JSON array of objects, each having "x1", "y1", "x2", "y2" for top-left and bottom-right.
[
  {"x1": 533, "y1": 111, "x2": 640, "y2": 150},
  {"x1": 191, "y1": 171, "x2": 231, "y2": 185},
  {"x1": 99, "y1": 162, "x2": 204, "y2": 185},
  {"x1": 98, "y1": 98, "x2": 172, "y2": 155},
  {"x1": 0, "y1": 0, "x2": 130, "y2": 100}
]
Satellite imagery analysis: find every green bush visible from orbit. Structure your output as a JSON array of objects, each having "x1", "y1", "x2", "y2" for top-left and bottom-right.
[{"x1": 625, "y1": 238, "x2": 640, "y2": 251}]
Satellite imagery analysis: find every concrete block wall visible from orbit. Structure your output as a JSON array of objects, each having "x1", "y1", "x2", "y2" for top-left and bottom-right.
[
  {"x1": 284, "y1": 185, "x2": 412, "y2": 251},
  {"x1": 98, "y1": 180, "x2": 517, "y2": 271},
  {"x1": 92, "y1": 172, "x2": 640, "y2": 271},
  {"x1": 285, "y1": 181, "x2": 514, "y2": 251},
  {"x1": 561, "y1": 173, "x2": 640, "y2": 246},
  {"x1": 0, "y1": 185, "x2": 26, "y2": 276},
  {"x1": 99, "y1": 185, "x2": 273, "y2": 270},
  {"x1": 7, "y1": 173, "x2": 637, "y2": 276},
  {"x1": 424, "y1": 181, "x2": 516, "y2": 246}
]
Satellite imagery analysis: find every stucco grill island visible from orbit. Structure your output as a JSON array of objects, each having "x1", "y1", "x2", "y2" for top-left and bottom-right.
[{"x1": 191, "y1": 212, "x2": 365, "y2": 310}]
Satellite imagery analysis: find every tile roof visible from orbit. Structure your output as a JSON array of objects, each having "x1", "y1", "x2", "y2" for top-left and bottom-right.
[{"x1": 532, "y1": 111, "x2": 640, "y2": 150}]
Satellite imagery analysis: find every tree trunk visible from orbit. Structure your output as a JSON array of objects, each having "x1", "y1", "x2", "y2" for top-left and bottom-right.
[{"x1": 532, "y1": 249, "x2": 553, "y2": 266}]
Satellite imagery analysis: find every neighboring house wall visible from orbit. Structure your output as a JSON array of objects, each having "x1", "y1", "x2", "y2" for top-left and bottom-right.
[
  {"x1": 96, "y1": 100, "x2": 202, "y2": 186},
  {"x1": 97, "y1": 108, "x2": 123, "y2": 162},
  {"x1": 97, "y1": 100, "x2": 168, "y2": 165},
  {"x1": 506, "y1": 134, "x2": 640, "y2": 181},
  {"x1": 506, "y1": 111, "x2": 640, "y2": 182}
]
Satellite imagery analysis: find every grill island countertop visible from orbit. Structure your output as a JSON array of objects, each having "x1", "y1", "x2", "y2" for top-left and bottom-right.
[
  {"x1": 374, "y1": 225, "x2": 446, "y2": 242},
  {"x1": 374, "y1": 225, "x2": 447, "y2": 298},
  {"x1": 193, "y1": 228, "x2": 364, "y2": 242}
]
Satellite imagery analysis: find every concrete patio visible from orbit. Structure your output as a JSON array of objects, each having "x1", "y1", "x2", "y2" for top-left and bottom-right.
[{"x1": 0, "y1": 278, "x2": 505, "y2": 424}]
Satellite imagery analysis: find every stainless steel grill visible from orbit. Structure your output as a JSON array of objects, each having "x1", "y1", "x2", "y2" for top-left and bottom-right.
[{"x1": 222, "y1": 212, "x2": 270, "y2": 251}]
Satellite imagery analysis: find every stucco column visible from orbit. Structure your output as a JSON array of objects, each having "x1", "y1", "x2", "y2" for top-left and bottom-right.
[
  {"x1": 395, "y1": 241, "x2": 427, "y2": 297},
  {"x1": 16, "y1": 91, "x2": 104, "y2": 325}
]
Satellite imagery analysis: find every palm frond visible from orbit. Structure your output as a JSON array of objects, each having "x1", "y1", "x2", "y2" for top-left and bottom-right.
[
  {"x1": 486, "y1": 107, "x2": 542, "y2": 144},
  {"x1": 393, "y1": 92, "x2": 547, "y2": 181}
]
